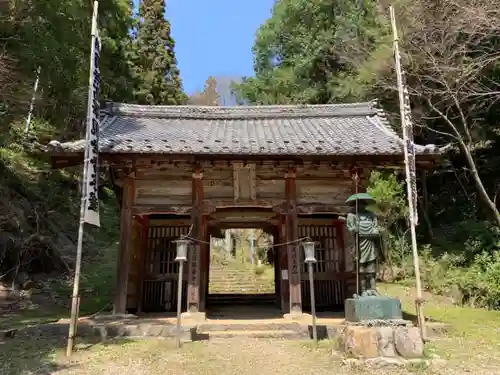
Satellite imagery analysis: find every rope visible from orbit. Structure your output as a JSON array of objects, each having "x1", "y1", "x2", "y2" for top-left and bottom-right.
[
  {"x1": 175, "y1": 234, "x2": 312, "y2": 248},
  {"x1": 172, "y1": 234, "x2": 312, "y2": 249}
]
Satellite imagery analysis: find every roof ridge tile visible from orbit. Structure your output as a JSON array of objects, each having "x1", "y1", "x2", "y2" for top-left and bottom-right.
[{"x1": 105, "y1": 101, "x2": 378, "y2": 119}]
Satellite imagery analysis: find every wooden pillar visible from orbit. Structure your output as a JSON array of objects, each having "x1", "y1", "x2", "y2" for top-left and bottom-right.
[
  {"x1": 199, "y1": 216, "x2": 209, "y2": 312},
  {"x1": 285, "y1": 168, "x2": 302, "y2": 316},
  {"x1": 187, "y1": 167, "x2": 203, "y2": 314},
  {"x1": 136, "y1": 216, "x2": 149, "y2": 313},
  {"x1": 278, "y1": 216, "x2": 289, "y2": 313},
  {"x1": 113, "y1": 178, "x2": 135, "y2": 314},
  {"x1": 270, "y1": 227, "x2": 281, "y2": 308},
  {"x1": 336, "y1": 221, "x2": 347, "y2": 301}
]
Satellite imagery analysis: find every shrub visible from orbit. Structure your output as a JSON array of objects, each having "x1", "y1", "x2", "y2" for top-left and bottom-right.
[
  {"x1": 254, "y1": 266, "x2": 266, "y2": 276},
  {"x1": 419, "y1": 247, "x2": 500, "y2": 309}
]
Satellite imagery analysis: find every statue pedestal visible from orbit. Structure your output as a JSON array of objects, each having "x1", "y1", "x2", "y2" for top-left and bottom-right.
[
  {"x1": 341, "y1": 297, "x2": 423, "y2": 360},
  {"x1": 345, "y1": 296, "x2": 403, "y2": 322}
]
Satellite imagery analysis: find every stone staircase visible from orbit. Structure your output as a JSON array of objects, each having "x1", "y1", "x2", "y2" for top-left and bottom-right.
[{"x1": 208, "y1": 259, "x2": 275, "y2": 295}]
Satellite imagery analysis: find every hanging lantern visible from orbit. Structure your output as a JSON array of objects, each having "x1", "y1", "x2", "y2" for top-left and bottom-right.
[
  {"x1": 174, "y1": 239, "x2": 190, "y2": 262},
  {"x1": 302, "y1": 241, "x2": 316, "y2": 263}
]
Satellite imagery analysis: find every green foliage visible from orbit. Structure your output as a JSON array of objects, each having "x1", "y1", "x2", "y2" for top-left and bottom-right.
[
  {"x1": 253, "y1": 265, "x2": 266, "y2": 276},
  {"x1": 1, "y1": 0, "x2": 135, "y2": 129},
  {"x1": 129, "y1": 0, "x2": 187, "y2": 105},
  {"x1": 367, "y1": 171, "x2": 409, "y2": 269},
  {"x1": 418, "y1": 247, "x2": 500, "y2": 310},
  {"x1": 234, "y1": 0, "x2": 387, "y2": 104},
  {"x1": 367, "y1": 171, "x2": 407, "y2": 221}
]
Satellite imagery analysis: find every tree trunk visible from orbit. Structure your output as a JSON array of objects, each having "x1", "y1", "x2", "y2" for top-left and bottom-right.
[{"x1": 461, "y1": 142, "x2": 500, "y2": 226}]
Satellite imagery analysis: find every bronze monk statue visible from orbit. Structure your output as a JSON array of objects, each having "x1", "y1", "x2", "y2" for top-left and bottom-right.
[
  {"x1": 343, "y1": 193, "x2": 381, "y2": 297},
  {"x1": 341, "y1": 194, "x2": 404, "y2": 323}
]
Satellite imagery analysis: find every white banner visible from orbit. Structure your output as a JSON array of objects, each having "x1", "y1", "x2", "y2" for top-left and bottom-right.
[
  {"x1": 83, "y1": 28, "x2": 102, "y2": 227},
  {"x1": 399, "y1": 64, "x2": 419, "y2": 226},
  {"x1": 402, "y1": 82, "x2": 419, "y2": 226}
]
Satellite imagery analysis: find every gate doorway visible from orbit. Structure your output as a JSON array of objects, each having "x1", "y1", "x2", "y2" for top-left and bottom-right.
[
  {"x1": 207, "y1": 228, "x2": 280, "y2": 314},
  {"x1": 136, "y1": 216, "x2": 348, "y2": 316}
]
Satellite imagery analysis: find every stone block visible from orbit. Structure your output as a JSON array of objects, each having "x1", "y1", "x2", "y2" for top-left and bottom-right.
[
  {"x1": 365, "y1": 357, "x2": 407, "y2": 367},
  {"x1": 92, "y1": 314, "x2": 138, "y2": 322},
  {"x1": 394, "y1": 326, "x2": 424, "y2": 359},
  {"x1": 343, "y1": 326, "x2": 379, "y2": 358},
  {"x1": 0, "y1": 284, "x2": 14, "y2": 300},
  {"x1": 345, "y1": 296, "x2": 403, "y2": 322},
  {"x1": 376, "y1": 326, "x2": 396, "y2": 357},
  {"x1": 181, "y1": 311, "x2": 206, "y2": 322}
]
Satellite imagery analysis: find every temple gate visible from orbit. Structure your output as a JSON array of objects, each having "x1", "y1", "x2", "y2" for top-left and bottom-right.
[{"x1": 46, "y1": 101, "x2": 444, "y2": 319}]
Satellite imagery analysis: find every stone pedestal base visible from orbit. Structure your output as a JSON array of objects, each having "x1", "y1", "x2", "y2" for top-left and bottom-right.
[
  {"x1": 339, "y1": 323, "x2": 424, "y2": 359},
  {"x1": 345, "y1": 296, "x2": 402, "y2": 322},
  {"x1": 92, "y1": 313, "x2": 138, "y2": 322},
  {"x1": 181, "y1": 311, "x2": 206, "y2": 322},
  {"x1": 283, "y1": 312, "x2": 303, "y2": 321}
]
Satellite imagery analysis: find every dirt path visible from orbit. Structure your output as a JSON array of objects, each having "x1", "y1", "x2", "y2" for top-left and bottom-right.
[
  {"x1": 51, "y1": 338, "x2": 403, "y2": 375},
  {"x1": 2, "y1": 335, "x2": 500, "y2": 375},
  {"x1": 3, "y1": 282, "x2": 500, "y2": 374}
]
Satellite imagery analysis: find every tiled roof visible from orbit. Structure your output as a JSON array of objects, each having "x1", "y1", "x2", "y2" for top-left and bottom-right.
[{"x1": 46, "y1": 101, "x2": 445, "y2": 157}]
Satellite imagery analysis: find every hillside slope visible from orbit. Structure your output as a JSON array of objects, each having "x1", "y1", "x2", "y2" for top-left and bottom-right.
[{"x1": 0, "y1": 127, "x2": 119, "y2": 316}]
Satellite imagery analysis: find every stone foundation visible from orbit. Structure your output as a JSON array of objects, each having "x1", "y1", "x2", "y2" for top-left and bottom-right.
[{"x1": 339, "y1": 321, "x2": 424, "y2": 360}]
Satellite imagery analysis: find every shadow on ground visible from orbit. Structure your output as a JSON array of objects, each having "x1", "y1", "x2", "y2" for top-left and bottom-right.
[
  {"x1": 206, "y1": 305, "x2": 284, "y2": 320},
  {"x1": 0, "y1": 323, "x2": 134, "y2": 375}
]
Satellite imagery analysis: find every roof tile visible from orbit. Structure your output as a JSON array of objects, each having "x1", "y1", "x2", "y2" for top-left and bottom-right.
[{"x1": 47, "y1": 101, "x2": 445, "y2": 157}]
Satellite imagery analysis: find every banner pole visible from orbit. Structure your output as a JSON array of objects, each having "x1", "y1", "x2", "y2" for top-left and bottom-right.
[
  {"x1": 66, "y1": 0, "x2": 100, "y2": 358},
  {"x1": 389, "y1": 5, "x2": 426, "y2": 341}
]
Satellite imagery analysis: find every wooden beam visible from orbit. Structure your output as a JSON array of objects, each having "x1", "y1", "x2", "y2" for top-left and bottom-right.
[
  {"x1": 113, "y1": 178, "x2": 135, "y2": 314},
  {"x1": 49, "y1": 151, "x2": 444, "y2": 172},
  {"x1": 187, "y1": 167, "x2": 203, "y2": 313},
  {"x1": 286, "y1": 168, "x2": 302, "y2": 316},
  {"x1": 132, "y1": 205, "x2": 191, "y2": 215}
]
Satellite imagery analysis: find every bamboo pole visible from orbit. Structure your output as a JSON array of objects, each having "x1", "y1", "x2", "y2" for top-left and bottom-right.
[
  {"x1": 389, "y1": 5, "x2": 426, "y2": 341},
  {"x1": 66, "y1": 0, "x2": 100, "y2": 358}
]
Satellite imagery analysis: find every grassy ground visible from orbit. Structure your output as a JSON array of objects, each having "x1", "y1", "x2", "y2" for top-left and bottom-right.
[
  {"x1": 2, "y1": 282, "x2": 500, "y2": 374},
  {"x1": 378, "y1": 283, "x2": 500, "y2": 373}
]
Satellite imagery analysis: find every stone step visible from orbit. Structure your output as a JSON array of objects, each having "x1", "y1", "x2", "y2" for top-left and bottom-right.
[
  {"x1": 209, "y1": 263, "x2": 275, "y2": 295},
  {"x1": 200, "y1": 329, "x2": 304, "y2": 340},
  {"x1": 209, "y1": 280, "x2": 273, "y2": 284},
  {"x1": 207, "y1": 293, "x2": 276, "y2": 302},
  {"x1": 210, "y1": 271, "x2": 268, "y2": 278},
  {"x1": 209, "y1": 290, "x2": 275, "y2": 293},
  {"x1": 209, "y1": 283, "x2": 274, "y2": 288},
  {"x1": 208, "y1": 289, "x2": 275, "y2": 294},
  {"x1": 196, "y1": 322, "x2": 341, "y2": 341},
  {"x1": 198, "y1": 322, "x2": 304, "y2": 332},
  {"x1": 9, "y1": 321, "x2": 197, "y2": 342},
  {"x1": 209, "y1": 274, "x2": 270, "y2": 278}
]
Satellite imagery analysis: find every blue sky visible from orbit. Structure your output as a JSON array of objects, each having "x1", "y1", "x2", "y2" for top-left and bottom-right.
[{"x1": 132, "y1": 0, "x2": 275, "y2": 95}]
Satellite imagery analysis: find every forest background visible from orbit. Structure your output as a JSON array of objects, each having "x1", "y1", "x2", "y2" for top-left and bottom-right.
[{"x1": 1, "y1": 0, "x2": 500, "y2": 312}]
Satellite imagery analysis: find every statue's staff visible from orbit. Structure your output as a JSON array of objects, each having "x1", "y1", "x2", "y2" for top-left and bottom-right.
[{"x1": 353, "y1": 171, "x2": 360, "y2": 296}]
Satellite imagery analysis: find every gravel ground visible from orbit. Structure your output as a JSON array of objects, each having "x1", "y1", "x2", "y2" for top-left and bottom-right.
[
  {"x1": 3, "y1": 283, "x2": 500, "y2": 375},
  {"x1": 2, "y1": 336, "x2": 498, "y2": 375},
  {"x1": 51, "y1": 338, "x2": 418, "y2": 375}
]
